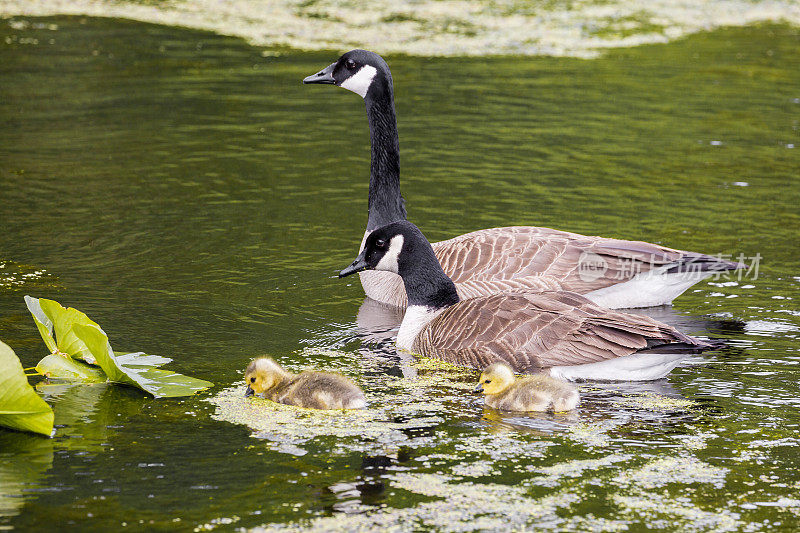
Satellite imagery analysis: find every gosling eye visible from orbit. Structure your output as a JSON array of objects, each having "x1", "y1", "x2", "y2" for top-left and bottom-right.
[
  {"x1": 345, "y1": 58, "x2": 356, "y2": 70},
  {"x1": 250, "y1": 377, "x2": 256, "y2": 383},
  {"x1": 484, "y1": 379, "x2": 491, "y2": 384}
]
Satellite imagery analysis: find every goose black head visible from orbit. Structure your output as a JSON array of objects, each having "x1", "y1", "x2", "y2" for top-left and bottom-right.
[
  {"x1": 303, "y1": 49, "x2": 393, "y2": 100},
  {"x1": 338, "y1": 221, "x2": 424, "y2": 278},
  {"x1": 340, "y1": 221, "x2": 460, "y2": 309}
]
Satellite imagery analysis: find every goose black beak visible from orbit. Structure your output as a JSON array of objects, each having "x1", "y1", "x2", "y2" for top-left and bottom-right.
[
  {"x1": 473, "y1": 383, "x2": 484, "y2": 393},
  {"x1": 303, "y1": 62, "x2": 336, "y2": 84},
  {"x1": 339, "y1": 252, "x2": 370, "y2": 278},
  {"x1": 245, "y1": 385, "x2": 254, "y2": 397}
]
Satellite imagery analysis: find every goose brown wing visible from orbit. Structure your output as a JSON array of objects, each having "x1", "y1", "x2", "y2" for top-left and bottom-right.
[
  {"x1": 362, "y1": 226, "x2": 740, "y2": 309},
  {"x1": 412, "y1": 291, "x2": 704, "y2": 373},
  {"x1": 432, "y1": 226, "x2": 686, "y2": 293}
]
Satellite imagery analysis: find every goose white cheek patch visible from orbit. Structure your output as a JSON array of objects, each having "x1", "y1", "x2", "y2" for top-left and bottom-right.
[
  {"x1": 340, "y1": 65, "x2": 378, "y2": 98},
  {"x1": 376, "y1": 235, "x2": 404, "y2": 273}
]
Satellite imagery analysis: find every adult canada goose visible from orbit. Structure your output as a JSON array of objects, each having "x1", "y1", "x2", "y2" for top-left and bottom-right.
[
  {"x1": 244, "y1": 357, "x2": 366, "y2": 409},
  {"x1": 304, "y1": 50, "x2": 744, "y2": 309},
  {"x1": 475, "y1": 363, "x2": 580, "y2": 412},
  {"x1": 339, "y1": 221, "x2": 715, "y2": 381}
]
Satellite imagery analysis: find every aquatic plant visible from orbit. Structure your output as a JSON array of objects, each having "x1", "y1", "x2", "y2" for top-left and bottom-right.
[
  {"x1": 0, "y1": 339, "x2": 54, "y2": 436},
  {"x1": 24, "y1": 296, "x2": 213, "y2": 398}
]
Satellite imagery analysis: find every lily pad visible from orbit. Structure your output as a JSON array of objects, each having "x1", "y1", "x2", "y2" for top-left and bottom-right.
[
  {"x1": 0, "y1": 340, "x2": 54, "y2": 436},
  {"x1": 72, "y1": 323, "x2": 213, "y2": 398},
  {"x1": 23, "y1": 295, "x2": 212, "y2": 397},
  {"x1": 24, "y1": 295, "x2": 99, "y2": 364},
  {"x1": 35, "y1": 353, "x2": 106, "y2": 383}
]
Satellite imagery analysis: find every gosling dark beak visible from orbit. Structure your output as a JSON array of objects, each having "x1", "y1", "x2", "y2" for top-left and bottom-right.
[
  {"x1": 303, "y1": 63, "x2": 336, "y2": 85},
  {"x1": 245, "y1": 385, "x2": 254, "y2": 397},
  {"x1": 339, "y1": 251, "x2": 370, "y2": 278},
  {"x1": 473, "y1": 383, "x2": 484, "y2": 393}
]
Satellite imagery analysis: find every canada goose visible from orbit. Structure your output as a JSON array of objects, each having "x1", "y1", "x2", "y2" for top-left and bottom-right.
[
  {"x1": 305, "y1": 50, "x2": 743, "y2": 309},
  {"x1": 244, "y1": 357, "x2": 366, "y2": 409},
  {"x1": 475, "y1": 363, "x2": 580, "y2": 412},
  {"x1": 339, "y1": 221, "x2": 715, "y2": 381}
]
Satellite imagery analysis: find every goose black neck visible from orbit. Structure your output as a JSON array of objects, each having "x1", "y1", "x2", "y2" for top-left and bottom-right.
[
  {"x1": 365, "y1": 93, "x2": 405, "y2": 231},
  {"x1": 398, "y1": 241, "x2": 460, "y2": 310}
]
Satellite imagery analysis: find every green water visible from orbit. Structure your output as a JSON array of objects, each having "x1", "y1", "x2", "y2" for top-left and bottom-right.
[{"x1": 1, "y1": 16, "x2": 799, "y2": 532}]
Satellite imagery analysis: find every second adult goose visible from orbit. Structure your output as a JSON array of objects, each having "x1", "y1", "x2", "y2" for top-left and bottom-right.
[
  {"x1": 305, "y1": 50, "x2": 743, "y2": 309},
  {"x1": 339, "y1": 221, "x2": 714, "y2": 381}
]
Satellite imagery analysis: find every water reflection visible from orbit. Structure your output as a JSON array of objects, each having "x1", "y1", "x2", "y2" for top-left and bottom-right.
[
  {"x1": 624, "y1": 305, "x2": 746, "y2": 338},
  {"x1": 0, "y1": 432, "x2": 54, "y2": 524},
  {"x1": 355, "y1": 298, "x2": 403, "y2": 347},
  {"x1": 479, "y1": 407, "x2": 581, "y2": 435},
  {"x1": 35, "y1": 381, "x2": 143, "y2": 452}
]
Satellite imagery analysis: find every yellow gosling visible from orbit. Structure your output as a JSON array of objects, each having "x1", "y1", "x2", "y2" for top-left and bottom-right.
[
  {"x1": 244, "y1": 357, "x2": 366, "y2": 410},
  {"x1": 475, "y1": 362, "x2": 579, "y2": 412}
]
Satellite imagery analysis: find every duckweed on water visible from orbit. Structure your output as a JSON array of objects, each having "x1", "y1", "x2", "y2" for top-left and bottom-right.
[
  {"x1": 211, "y1": 349, "x2": 771, "y2": 531},
  {"x1": 611, "y1": 392, "x2": 696, "y2": 412},
  {"x1": 527, "y1": 454, "x2": 632, "y2": 486},
  {"x1": 612, "y1": 492, "x2": 744, "y2": 532},
  {"x1": 254, "y1": 472, "x2": 581, "y2": 532},
  {"x1": 613, "y1": 456, "x2": 729, "y2": 489},
  {"x1": 3, "y1": 0, "x2": 800, "y2": 57},
  {"x1": 0, "y1": 261, "x2": 56, "y2": 291}
]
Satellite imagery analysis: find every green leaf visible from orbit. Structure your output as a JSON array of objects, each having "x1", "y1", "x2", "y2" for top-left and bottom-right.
[
  {"x1": 0, "y1": 340, "x2": 54, "y2": 436},
  {"x1": 35, "y1": 353, "x2": 107, "y2": 383},
  {"x1": 23, "y1": 295, "x2": 57, "y2": 354},
  {"x1": 72, "y1": 323, "x2": 213, "y2": 398},
  {"x1": 22, "y1": 296, "x2": 212, "y2": 398},
  {"x1": 24, "y1": 295, "x2": 100, "y2": 364}
]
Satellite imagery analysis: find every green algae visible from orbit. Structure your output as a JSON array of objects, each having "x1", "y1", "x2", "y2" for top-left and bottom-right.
[
  {"x1": 613, "y1": 456, "x2": 729, "y2": 490},
  {"x1": 3, "y1": 0, "x2": 800, "y2": 57},
  {"x1": 411, "y1": 356, "x2": 475, "y2": 376},
  {"x1": 0, "y1": 261, "x2": 57, "y2": 291},
  {"x1": 528, "y1": 454, "x2": 632, "y2": 486},
  {"x1": 253, "y1": 472, "x2": 582, "y2": 532},
  {"x1": 612, "y1": 392, "x2": 696, "y2": 411},
  {"x1": 565, "y1": 421, "x2": 614, "y2": 447},
  {"x1": 612, "y1": 492, "x2": 744, "y2": 532}
]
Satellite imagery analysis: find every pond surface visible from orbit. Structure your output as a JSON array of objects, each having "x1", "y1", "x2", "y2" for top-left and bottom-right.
[{"x1": 1, "y1": 15, "x2": 799, "y2": 532}]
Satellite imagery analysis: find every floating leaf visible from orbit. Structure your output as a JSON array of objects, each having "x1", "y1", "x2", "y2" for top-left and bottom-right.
[
  {"x1": 23, "y1": 295, "x2": 213, "y2": 398},
  {"x1": 24, "y1": 295, "x2": 56, "y2": 354},
  {"x1": 0, "y1": 340, "x2": 54, "y2": 436},
  {"x1": 24, "y1": 295, "x2": 99, "y2": 364},
  {"x1": 35, "y1": 353, "x2": 106, "y2": 383},
  {"x1": 115, "y1": 352, "x2": 172, "y2": 367},
  {"x1": 73, "y1": 323, "x2": 213, "y2": 398}
]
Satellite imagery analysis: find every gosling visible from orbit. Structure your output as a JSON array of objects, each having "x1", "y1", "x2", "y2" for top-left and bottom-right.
[
  {"x1": 244, "y1": 357, "x2": 366, "y2": 410},
  {"x1": 475, "y1": 362, "x2": 579, "y2": 412}
]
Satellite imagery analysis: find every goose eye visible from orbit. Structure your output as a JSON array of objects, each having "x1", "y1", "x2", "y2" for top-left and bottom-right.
[
  {"x1": 345, "y1": 59, "x2": 356, "y2": 70},
  {"x1": 250, "y1": 377, "x2": 256, "y2": 383},
  {"x1": 375, "y1": 239, "x2": 386, "y2": 248}
]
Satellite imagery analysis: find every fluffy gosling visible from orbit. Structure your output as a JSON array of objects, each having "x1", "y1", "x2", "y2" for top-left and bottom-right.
[
  {"x1": 475, "y1": 362, "x2": 579, "y2": 412},
  {"x1": 244, "y1": 357, "x2": 366, "y2": 410}
]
